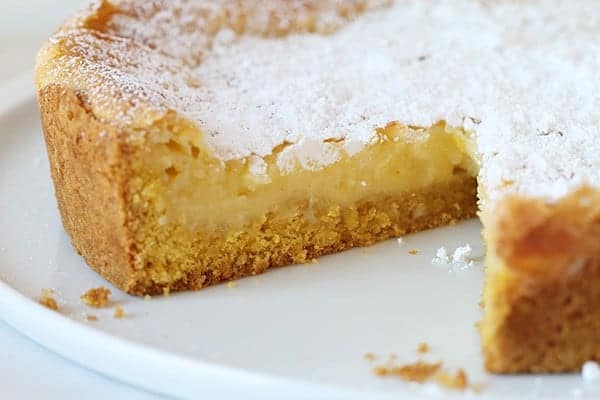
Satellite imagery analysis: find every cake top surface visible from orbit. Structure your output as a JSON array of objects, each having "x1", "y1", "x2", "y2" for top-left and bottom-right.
[{"x1": 37, "y1": 0, "x2": 600, "y2": 203}]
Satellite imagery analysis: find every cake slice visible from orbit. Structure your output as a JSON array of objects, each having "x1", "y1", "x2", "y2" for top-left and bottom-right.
[{"x1": 35, "y1": 0, "x2": 600, "y2": 373}]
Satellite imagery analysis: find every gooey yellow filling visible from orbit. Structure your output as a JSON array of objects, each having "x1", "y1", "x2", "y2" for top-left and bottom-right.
[{"x1": 135, "y1": 121, "x2": 478, "y2": 231}]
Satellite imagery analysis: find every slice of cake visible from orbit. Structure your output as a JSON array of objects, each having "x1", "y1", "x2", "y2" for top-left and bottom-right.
[{"x1": 35, "y1": 0, "x2": 600, "y2": 373}]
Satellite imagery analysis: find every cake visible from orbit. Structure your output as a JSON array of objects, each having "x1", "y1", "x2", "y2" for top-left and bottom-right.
[{"x1": 35, "y1": 0, "x2": 600, "y2": 373}]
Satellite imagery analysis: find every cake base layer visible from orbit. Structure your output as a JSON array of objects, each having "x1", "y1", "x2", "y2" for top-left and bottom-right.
[
  {"x1": 128, "y1": 177, "x2": 478, "y2": 295},
  {"x1": 484, "y1": 256, "x2": 600, "y2": 373},
  {"x1": 482, "y1": 188, "x2": 600, "y2": 372}
]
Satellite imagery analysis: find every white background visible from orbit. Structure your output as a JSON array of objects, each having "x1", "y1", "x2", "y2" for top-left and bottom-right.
[{"x1": 0, "y1": 1, "x2": 163, "y2": 398}]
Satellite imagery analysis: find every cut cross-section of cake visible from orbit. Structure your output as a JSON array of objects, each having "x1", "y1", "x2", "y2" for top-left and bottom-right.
[{"x1": 35, "y1": 0, "x2": 600, "y2": 373}]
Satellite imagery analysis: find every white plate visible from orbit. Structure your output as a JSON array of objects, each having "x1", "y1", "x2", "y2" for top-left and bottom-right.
[{"x1": 0, "y1": 90, "x2": 597, "y2": 400}]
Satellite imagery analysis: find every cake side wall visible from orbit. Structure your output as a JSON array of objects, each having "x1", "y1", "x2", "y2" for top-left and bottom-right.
[
  {"x1": 38, "y1": 84, "x2": 138, "y2": 292},
  {"x1": 482, "y1": 187, "x2": 600, "y2": 372}
]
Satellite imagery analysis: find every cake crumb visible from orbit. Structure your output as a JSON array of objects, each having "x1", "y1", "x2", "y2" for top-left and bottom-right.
[
  {"x1": 373, "y1": 360, "x2": 442, "y2": 382},
  {"x1": 162, "y1": 287, "x2": 171, "y2": 297},
  {"x1": 582, "y1": 361, "x2": 600, "y2": 382},
  {"x1": 86, "y1": 314, "x2": 98, "y2": 322},
  {"x1": 364, "y1": 352, "x2": 376, "y2": 362},
  {"x1": 436, "y1": 368, "x2": 469, "y2": 390},
  {"x1": 227, "y1": 281, "x2": 237, "y2": 288},
  {"x1": 408, "y1": 249, "x2": 419, "y2": 255},
  {"x1": 81, "y1": 286, "x2": 111, "y2": 308},
  {"x1": 39, "y1": 289, "x2": 58, "y2": 311},
  {"x1": 114, "y1": 305, "x2": 125, "y2": 319},
  {"x1": 417, "y1": 342, "x2": 430, "y2": 354},
  {"x1": 144, "y1": 294, "x2": 152, "y2": 301}
]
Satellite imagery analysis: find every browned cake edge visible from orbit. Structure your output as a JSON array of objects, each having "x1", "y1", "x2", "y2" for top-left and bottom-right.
[
  {"x1": 39, "y1": 84, "x2": 137, "y2": 291},
  {"x1": 482, "y1": 187, "x2": 600, "y2": 373}
]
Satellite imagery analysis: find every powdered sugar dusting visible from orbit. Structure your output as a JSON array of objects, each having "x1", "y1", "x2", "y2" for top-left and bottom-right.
[
  {"x1": 37, "y1": 0, "x2": 600, "y2": 203},
  {"x1": 432, "y1": 244, "x2": 477, "y2": 271}
]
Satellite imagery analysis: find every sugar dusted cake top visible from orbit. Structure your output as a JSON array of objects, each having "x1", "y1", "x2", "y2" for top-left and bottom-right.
[{"x1": 37, "y1": 0, "x2": 600, "y2": 203}]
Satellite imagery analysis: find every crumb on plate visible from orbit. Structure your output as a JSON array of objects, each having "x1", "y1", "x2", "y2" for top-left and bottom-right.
[
  {"x1": 436, "y1": 368, "x2": 469, "y2": 390},
  {"x1": 114, "y1": 304, "x2": 125, "y2": 319},
  {"x1": 373, "y1": 360, "x2": 442, "y2": 382},
  {"x1": 364, "y1": 352, "x2": 376, "y2": 362},
  {"x1": 417, "y1": 342, "x2": 430, "y2": 354},
  {"x1": 408, "y1": 249, "x2": 419, "y2": 255},
  {"x1": 86, "y1": 314, "x2": 98, "y2": 322},
  {"x1": 81, "y1": 286, "x2": 111, "y2": 308},
  {"x1": 227, "y1": 281, "x2": 237, "y2": 288},
  {"x1": 39, "y1": 288, "x2": 58, "y2": 311}
]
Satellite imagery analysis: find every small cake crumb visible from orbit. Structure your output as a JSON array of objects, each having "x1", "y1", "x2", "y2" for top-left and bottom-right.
[
  {"x1": 227, "y1": 281, "x2": 237, "y2": 288},
  {"x1": 144, "y1": 294, "x2": 152, "y2": 301},
  {"x1": 582, "y1": 361, "x2": 600, "y2": 382},
  {"x1": 436, "y1": 368, "x2": 469, "y2": 390},
  {"x1": 86, "y1": 314, "x2": 98, "y2": 322},
  {"x1": 81, "y1": 286, "x2": 111, "y2": 308},
  {"x1": 364, "y1": 352, "x2": 376, "y2": 362},
  {"x1": 39, "y1": 289, "x2": 58, "y2": 311},
  {"x1": 408, "y1": 249, "x2": 419, "y2": 255},
  {"x1": 417, "y1": 342, "x2": 430, "y2": 354},
  {"x1": 373, "y1": 360, "x2": 442, "y2": 382},
  {"x1": 162, "y1": 287, "x2": 171, "y2": 297},
  {"x1": 114, "y1": 305, "x2": 125, "y2": 319}
]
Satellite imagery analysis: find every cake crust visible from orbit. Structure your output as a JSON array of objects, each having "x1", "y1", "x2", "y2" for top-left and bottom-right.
[
  {"x1": 482, "y1": 188, "x2": 600, "y2": 372},
  {"x1": 39, "y1": 84, "x2": 139, "y2": 291}
]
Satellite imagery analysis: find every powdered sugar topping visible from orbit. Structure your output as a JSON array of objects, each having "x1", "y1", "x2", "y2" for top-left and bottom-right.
[
  {"x1": 432, "y1": 244, "x2": 477, "y2": 271},
  {"x1": 38, "y1": 0, "x2": 600, "y2": 203}
]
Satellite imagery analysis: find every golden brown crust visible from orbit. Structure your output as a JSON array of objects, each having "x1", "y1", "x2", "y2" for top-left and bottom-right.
[
  {"x1": 38, "y1": 84, "x2": 138, "y2": 291},
  {"x1": 483, "y1": 255, "x2": 600, "y2": 373},
  {"x1": 482, "y1": 187, "x2": 600, "y2": 372}
]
